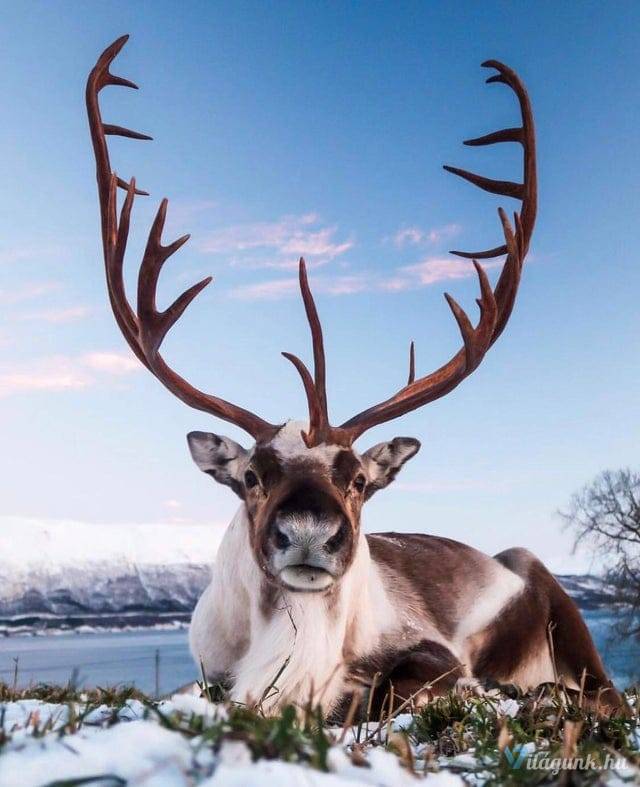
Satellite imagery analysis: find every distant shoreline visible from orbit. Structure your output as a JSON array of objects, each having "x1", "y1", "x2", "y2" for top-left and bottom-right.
[
  {"x1": 0, "y1": 613, "x2": 191, "y2": 637},
  {"x1": 0, "y1": 574, "x2": 620, "y2": 637}
]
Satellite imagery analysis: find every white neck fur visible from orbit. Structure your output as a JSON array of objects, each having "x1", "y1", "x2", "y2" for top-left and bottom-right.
[{"x1": 190, "y1": 505, "x2": 395, "y2": 712}]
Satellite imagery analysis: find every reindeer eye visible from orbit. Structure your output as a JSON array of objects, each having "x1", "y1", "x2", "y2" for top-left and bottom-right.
[
  {"x1": 353, "y1": 474, "x2": 366, "y2": 493},
  {"x1": 244, "y1": 470, "x2": 259, "y2": 489}
]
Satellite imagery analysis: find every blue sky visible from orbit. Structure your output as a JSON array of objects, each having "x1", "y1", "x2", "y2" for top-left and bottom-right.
[{"x1": 0, "y1": 1, "x2": 638, "y2": 571}]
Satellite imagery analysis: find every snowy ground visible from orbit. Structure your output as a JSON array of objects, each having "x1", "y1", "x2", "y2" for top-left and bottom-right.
[
  {"x1": 0, "y1": 693, "x2": 455, "y2": 787},
  {"x1": 0, "y1": 688, "x2": 638, "y2": 787}
]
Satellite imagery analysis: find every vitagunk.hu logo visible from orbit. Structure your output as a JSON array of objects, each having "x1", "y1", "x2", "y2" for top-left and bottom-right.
[
  {"x1": 504, "y1": 745, "x2": 528, "y2": 770},
  {"x1": 504, "y1": 745, "x2": 627, "y2": 776}
]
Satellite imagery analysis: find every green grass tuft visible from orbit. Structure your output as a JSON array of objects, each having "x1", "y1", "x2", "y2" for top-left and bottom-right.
[{"x1": 1, "y1": 680, "x2": 638, "y2": 784}]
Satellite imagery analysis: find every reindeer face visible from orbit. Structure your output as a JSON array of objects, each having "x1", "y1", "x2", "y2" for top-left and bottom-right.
[{"x1": 188, "y1": 422, "x2": 419, "y2": 593}]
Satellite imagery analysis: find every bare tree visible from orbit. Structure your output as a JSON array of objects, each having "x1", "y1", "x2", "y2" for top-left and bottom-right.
[{"x1": 561, "y1": 469, "x2": 640, "y2": 639}]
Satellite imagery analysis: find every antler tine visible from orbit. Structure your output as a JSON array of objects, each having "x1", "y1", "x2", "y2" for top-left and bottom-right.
[
  {"x1": 443, "y1": 293, "x2": 477, "y2": 367},
  {"x1": 336, "y1": 60, "x2": 536, "y2": 443},
  {"x1": 445, "y1": 60, "x2": 536, "y2": 261},
  {"x1": 86, "y1": 34, "x2": 151, "y2": 203},
  {"x1": 298, "y1": 259, "x2": 329, "y2": 423},
  {"x1": 488, "y1": 208, "x2": 524, "y2": 345},
  {"x1": 442, "y1": 166, "x2": 524, "y2": 200},
  {"x1": 443, "y1": 257, "x2": 497, "y2": 375},
  {"x1": 448, "y1": 243, "x2": 508, "y2": 261},
  {"x1": 407, "y1": 341, "x2": 416, "y2": 385},
  {"x1": 87, "y1": 34, "x2": 153, "y2": 368},
  {"x1": 137, "y1": 199, "x2": 183, "y2": 317},
  {"x1": 464, "y1": 127, "x2": 523, "y2": 146},
  {"x1": 103, "y1": 124, "x2": 153, "y2": 141},
  {"x1": 281, "y1": 259, "x2": 331, "y2": 446},
  {"x1": 137, "y1": 198, "x2": 205, "y2": 357},
  {"x1": 109, "y1": 176, "x2": 141, "y2": 341},
  {"x1": 281, "y1": 352, "x2": 324, "y2": 447},
  {"x1": 88, "y1": 37, "x2": 280, "y2": 441}
]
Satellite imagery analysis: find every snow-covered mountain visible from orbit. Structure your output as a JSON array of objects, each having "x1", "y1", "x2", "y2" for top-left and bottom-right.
[
  {"x1": 0, "y1": 518, "x2": 615, "y2": 634},
  {"x1": 0, "y1": 518, "x2": 221, "y2": 633},
  {"x1": 555, "y1": 573, "x2": 618, "y2": 609}
]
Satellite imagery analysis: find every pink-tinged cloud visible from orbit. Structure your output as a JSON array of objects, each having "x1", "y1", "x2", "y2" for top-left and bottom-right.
[
  {"x1": 392, "y1": 223, "x2": 462, "y2": 248},
  {"x1": 0, "y1": 351, "x2": 140, "y2": 398},
  {"x1": 231, "y1": 255, "x2": 500, "y2": 301},
  {"x1": 393, "y1": 226, "x2": 425, "y2": 247},
  {"x1": 399, "y1": 256, "x2": 497, "y2": 286},
  {"x1": 230, "y1": 273, "x2": 368, "y2": 301},
  {"x1": 197, "y1": 213, "x2": 353, "y2": 269},
  {"x1": 320, "y1": 275, "x2": 368, "y2": 296},
  {"x1": 378, "y1": 256, "x2": 502, "y2": 292},
  {"x1": 229, "y1": 277, "x2": 299, "y2": 300},
  {"x1": 19, "y1": 306, "x2": 91, "y2": 324},
  {"x1": 81, "y1": 352, "x2": 140, "y2": 375},
  {"x1": 377, "y1": 276, "x2": 413, "y2": 292},
  {"x1": 0, "y1": 357, "x2": 91, "y2": 396},
  {"x1": 0, "y1": 282, "x2": 61, "y2": 305},
  {"x1": 426, "y1": 223, "x2": 462, "y2": 244},
  {"x1": 0, "y1": 244, "x2": 67, "y2": 266}
]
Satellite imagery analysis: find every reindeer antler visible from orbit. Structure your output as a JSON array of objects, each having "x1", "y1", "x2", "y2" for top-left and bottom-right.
[
  {"x1": 284, "y1": 60, "x2": 537, "y2": 445},
  {"x1": 86, "y1": 35, "x2": 280, "y2": 441},
  {"x1": 88, "y1": 40, "x2": 536, "y2": 448}
]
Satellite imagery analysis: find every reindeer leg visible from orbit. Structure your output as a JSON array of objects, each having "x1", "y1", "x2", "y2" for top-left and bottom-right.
[{"x1": 338, "y1": 639, "x2": 464, "y2": 723}]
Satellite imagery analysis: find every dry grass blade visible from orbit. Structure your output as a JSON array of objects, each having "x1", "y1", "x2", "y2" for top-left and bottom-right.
[{"x1": 361, "y1": 664, "x2": 463, "y2": 744}]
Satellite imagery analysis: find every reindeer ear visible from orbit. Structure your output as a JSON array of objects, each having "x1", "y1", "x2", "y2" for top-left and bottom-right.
[
  {"x1": 361, "y1": 437, "x2": 420, "y2": 499},
  {"x1": 186, "y1": 431, "x2": 249, "y2": 498}
]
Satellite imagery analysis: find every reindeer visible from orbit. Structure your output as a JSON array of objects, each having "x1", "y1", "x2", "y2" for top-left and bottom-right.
[{"x1": 87, "y1": 37, "x2": 623, "y2": 717}]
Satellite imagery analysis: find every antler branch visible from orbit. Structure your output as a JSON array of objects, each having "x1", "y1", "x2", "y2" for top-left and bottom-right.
[
  {"x1": 88, "y1": 42, "x2": 536, "y2": 449},
  {"x1": 87, "y1": 36, "x2": 279, "y2": 441},
  {"x1": 335, "y1": 60, "x2": 537, "y2": 442}
]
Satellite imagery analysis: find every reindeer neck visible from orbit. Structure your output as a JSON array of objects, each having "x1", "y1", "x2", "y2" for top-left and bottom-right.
[{"x1": 220, "y1": 506, "x2": 390, "y2": 710}]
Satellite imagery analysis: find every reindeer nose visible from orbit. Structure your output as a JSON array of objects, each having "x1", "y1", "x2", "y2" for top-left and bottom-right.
[
  {"x1": 274, "y1": 527, "x2": 291, "y2": 550},
  {"x1": 324, "y1": 520, "x2": 348, "y2": 553}
]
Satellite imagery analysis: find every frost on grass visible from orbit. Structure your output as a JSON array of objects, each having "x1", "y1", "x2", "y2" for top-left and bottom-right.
[{"x1": 0, "y1": 682, "x2": 638, "y2": 786}]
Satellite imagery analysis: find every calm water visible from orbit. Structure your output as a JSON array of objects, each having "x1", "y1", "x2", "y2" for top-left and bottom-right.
[
  {"x1": 0, "y1": 629, "x2": 196, "y2": 696},
  {"x1": 581, "y1": 609, "x2": 639, "y2": 688},
  {"x1": 0, "y1": 611, "x2": 637, "y2": 696}
]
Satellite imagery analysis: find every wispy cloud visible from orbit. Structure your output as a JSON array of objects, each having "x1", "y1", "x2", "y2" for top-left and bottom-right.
[
  {"x1": 0, "y1": 351, "x2": 140, "y2": 398},
  {"x1": 230, "y1": 278, "x2": 298, "y2": 300},
  {"x1": 81, "y1": 352, "x2": 140, "y2": 375},
  {"x1": 230, "y1": 273, "x2": 368, "y2": 301},
  {"x1": 379, "y1": 256, "x2": 500, "y2": 292},
  {"x1": 18, "y1": 305, "x2": 91, "y2": 324},
  {"x1": 392, "y1": 223, "x2": 462, "y2": 248},
  {"x1": 0, "y1": 282, "x2": 61, "y2": 305},
  {"x1": 230, "y1": 256, "x2": 498, "y2": 301},
  {"x1": 0, "y1": 244, "x2": 66, "y2": 266},
  {"x1": 197, "y1": 213, "x2": 354, "y2": 269}
]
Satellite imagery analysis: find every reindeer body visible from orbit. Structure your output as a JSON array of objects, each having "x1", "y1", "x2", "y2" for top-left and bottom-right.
[
  {"x1": 190, "y1": 423, "x2": 612, "y2": 716},
  {"x1": 86, "y1": 41, "x2": 621, "y2": 717}
]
